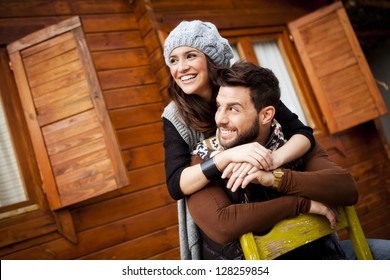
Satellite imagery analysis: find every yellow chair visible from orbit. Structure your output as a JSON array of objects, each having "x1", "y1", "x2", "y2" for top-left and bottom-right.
[{"x1": 240, "y1": 206, "x2": 373, "y2": 260}]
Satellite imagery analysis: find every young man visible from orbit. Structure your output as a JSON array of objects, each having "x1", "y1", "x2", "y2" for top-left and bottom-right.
[{"x1": 187, "y1": 61, "x2": 360, "y2": 259}]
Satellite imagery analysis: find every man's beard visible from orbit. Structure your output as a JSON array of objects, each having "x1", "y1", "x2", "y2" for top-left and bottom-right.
[{"x1": 219, "y1": 117, "x2": 259, "y2": 149}]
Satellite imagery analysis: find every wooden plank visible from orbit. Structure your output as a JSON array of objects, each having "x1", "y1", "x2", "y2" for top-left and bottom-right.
[
  {"x1": 109, "y1": 103, "x2": 163, "y2": 129},
  {"x1": 22, "y1": 32, "x2": 76, "y2": 61},
  {"x1": 122, "y1": 143, "x2": 164, "y2": 170},
  {"x1": 80, "y1": 225, "x2": 179, "y2": 259},
  {"x1": 55, "y1": 157, "x2": 113, "y2": 187},
  {"x1": 91, "y1": 48, "x2": 149, "y2": 70},
  {"x1": 147, "y1": 248, "x2": 180, "y2": 260},
  {"x1": 37, "y1": 91, "x2": 93, "y2": 126},
  {"x1": 73, "y1": 184, "x2": 173, "y2": 231},
  {"x1": 51, "y1": 144, "x2": 108, "y2": 176},
  {"x1": 49, "y1": 137, "x2": 106, "y2": 166},
  {"x1": 103, "y1": 84, "x2": 162, "y2": 109},
  {"x1": 60, "y1": 178, "x2": 118, "y2": 207},
  {"x1": 0, "y1": 0, "x2": 132, "y2": 17},
  {"x1": 34, "y1": 80, "x2": 89, "y2": 112},
  {"x1": 126, "y1": 163, "x2": 166, "y2": 193},
  {"x1": 0, "y1": 214, "x2": 57, "y2": 248},
  {"x1": 47, "y1": 126, "x2": 103, "y2": 157},
  {"x1": 42, "y1": 110, "x2": 98, "y2": 144},
  {"x1": 117, "y1": 122, "x2": 163, "y2": 150},
  {"x1": 81, "y1": 14, "x2": 138, "y2": 32},
  {"x1": 85, "y1": 31, "x2": 144, "y2": 51},
  {"x1": 97, "y1": 66, "x2": 157, "y2": 90},
  {"x1": 30, "y1": 68, "x2": 86, "y2": 98},
  {"x1": 28, "y1": 60, "x2": 83, "y2": 88}
]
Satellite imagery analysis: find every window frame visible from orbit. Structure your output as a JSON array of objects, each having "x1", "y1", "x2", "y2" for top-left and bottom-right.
[{"x1": 0, "y1": 48, "x2": 47, "y2": 216}]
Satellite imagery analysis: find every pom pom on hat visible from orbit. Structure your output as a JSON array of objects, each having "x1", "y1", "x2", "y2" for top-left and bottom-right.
[{"x1": 164, "y1": 20, "x2": 234, "y2": 67}]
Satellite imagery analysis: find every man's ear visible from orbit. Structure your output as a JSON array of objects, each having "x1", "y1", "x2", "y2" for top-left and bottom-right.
[{"x1": 259, "y1": 106, "x2": 275, "y2": 125}]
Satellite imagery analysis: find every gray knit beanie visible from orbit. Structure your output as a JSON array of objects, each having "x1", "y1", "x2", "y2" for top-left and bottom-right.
[{"x1": 164, "y1": 20, "x2": 234, "y2": 67}]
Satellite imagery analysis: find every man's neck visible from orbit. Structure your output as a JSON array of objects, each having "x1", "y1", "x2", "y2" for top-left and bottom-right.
[{"x1": 256, "y1": 126, "x2": 271, "y2": 147}]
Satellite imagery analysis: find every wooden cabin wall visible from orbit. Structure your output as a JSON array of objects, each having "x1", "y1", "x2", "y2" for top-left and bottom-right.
[
  {"x1": 0, "y1": 0, "x2": 178, "y2": 260},
  {"x1": 0, "y1": 0, "x2": 389, "y2": 260}
]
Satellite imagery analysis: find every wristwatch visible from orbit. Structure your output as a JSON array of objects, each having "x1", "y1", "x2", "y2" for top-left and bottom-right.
[{"x1": 272, "y1": 168, "x2": 284, "y2": 189}]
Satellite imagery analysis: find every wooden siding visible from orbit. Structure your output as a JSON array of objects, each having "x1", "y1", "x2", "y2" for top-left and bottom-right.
[
  {"x1": 0, "y1": 0, "x2": 389, "y2": 260},
  {"x1": 0, "y1": 0, "x2": 176, "y2": 260}
]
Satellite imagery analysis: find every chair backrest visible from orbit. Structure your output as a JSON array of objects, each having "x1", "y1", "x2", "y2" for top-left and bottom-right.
[{"x1": 239, "y1": 206, "x2": 373, "y2": 260}]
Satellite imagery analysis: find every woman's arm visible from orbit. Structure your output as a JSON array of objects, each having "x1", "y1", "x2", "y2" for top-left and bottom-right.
[
  {"x1": 273, "y1": 102, "x2": 314, "y2": 168},
  {"x1": 163, "y1": 118, "x2": 209, "y2": 199},
  {"x1": 164, "y1": 118, "x2": 276, "y2": 198},
  {"x1": 275, "y1": 101, "x2": 315, "y2": 148},
  {"x1": 272, "y1": 134, "x2": 311, "y2": 168}
]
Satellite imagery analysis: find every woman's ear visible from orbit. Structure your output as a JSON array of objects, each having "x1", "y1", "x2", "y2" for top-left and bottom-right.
[{"x1": 259, "y1": 106, "x2": 275, "y2": 125}]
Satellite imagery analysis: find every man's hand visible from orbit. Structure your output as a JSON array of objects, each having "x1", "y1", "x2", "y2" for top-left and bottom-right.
[{"x1": 308, "y1": 200, "x2": 340, "y2": 229}]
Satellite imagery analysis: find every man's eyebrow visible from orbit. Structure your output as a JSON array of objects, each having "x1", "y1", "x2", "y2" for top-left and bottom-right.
[{"x1": 227, "y1": 101, "x2": 242, "y2": 107}]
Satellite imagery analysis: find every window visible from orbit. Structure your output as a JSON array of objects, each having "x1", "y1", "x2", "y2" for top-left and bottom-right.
[{"x1": 0, "y1": 95, "x2": 27, "y2": 207}]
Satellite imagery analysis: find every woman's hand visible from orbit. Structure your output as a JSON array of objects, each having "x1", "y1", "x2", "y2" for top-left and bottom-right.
[
  {"x1": 222, "y1": 163, "x2": 274, "y2": 192},
  {"x1": 308, "y1": 200, "x2": 340, "y2": 229},
  {"x1": 220, "y1": 142, "x2": 273, "y2": 171}
]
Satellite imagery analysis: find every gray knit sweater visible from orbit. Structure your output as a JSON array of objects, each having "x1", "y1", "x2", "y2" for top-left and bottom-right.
[{"x1": 162, "y1": 101, "x2": 204, "y2": 260}]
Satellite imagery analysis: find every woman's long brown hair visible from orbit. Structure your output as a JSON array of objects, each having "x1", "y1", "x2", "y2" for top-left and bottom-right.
[{"x1": 167, "y1": 56, "x2": 222, "y2": 135}]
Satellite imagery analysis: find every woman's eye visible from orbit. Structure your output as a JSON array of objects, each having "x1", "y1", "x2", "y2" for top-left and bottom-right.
[
  {"x1": 169, "y1": 58, "x2": 178, "y2": 65},
  {"x1": 187, "y1": 53, "x2": 197, "y2": 59}
]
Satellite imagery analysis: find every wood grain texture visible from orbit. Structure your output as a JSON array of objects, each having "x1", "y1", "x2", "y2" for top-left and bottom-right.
[{"x1": 0, "y1": 0, "x2": 389, "y2": 261}]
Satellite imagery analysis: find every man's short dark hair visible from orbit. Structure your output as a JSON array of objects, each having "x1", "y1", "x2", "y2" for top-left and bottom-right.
[{"x1": 217, "y1": 61, "x2": 281, "y2": 111}]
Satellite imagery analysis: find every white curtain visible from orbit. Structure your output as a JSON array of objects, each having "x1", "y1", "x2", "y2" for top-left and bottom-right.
[
  {"x1": 0, "y1": 97, "x2": 27, "y2": 207},
  {"x1": 253, "y1": 40, "x2": 308, "y2": 125}
]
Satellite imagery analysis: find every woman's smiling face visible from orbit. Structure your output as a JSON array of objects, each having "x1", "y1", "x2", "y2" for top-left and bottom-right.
[{"x1": 168, "y1": 46, "x2": 212, "y2": 101}]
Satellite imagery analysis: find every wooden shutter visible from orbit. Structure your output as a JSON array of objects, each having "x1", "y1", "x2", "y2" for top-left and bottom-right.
[
  {"x1": 288, "y1": 2, "x2": 387, "y2": 134},
  {"x1": 7, "y1": 16, "x2": 129, "y2": 210}
]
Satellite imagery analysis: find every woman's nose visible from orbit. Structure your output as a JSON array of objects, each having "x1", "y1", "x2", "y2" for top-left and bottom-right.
[{"x1": 178, "y1": 60, "x2": 189, "y2": 72}]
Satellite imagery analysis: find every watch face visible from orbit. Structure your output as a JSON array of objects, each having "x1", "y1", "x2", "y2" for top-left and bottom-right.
[
  {"x1": 276, "y1": 171, "x2": 283, "y2": 177},
  {"x1": 274, "y1": 170, "x2": 283, "y2": 177}
]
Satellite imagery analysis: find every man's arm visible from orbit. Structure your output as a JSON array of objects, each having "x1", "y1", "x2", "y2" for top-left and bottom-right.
[
  {"x1": 239, "y1": 142, "x2": 358, "y2": 206},
  {"x1": 278, "y1": 142, "x2": 358, "y2": 206}
]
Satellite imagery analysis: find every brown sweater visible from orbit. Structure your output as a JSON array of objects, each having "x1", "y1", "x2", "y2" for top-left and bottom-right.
[{"x1": 187, "y1": 142, "x2": 358, "y2": 245}]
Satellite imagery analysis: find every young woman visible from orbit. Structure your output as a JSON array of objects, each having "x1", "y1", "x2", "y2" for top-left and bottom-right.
[{"x1": 162, "y1": 20, "x2": 315, "y2": 259}]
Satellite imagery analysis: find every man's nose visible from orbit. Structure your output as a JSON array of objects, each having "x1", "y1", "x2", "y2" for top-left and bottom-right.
[{"x1": 215, "y1": 110, "x2": 228, "y2": 125}]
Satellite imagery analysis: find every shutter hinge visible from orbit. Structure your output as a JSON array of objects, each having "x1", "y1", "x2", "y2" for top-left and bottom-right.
[{"x1": 8, "y1": 61, "x2": 13, "y2": 71}]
